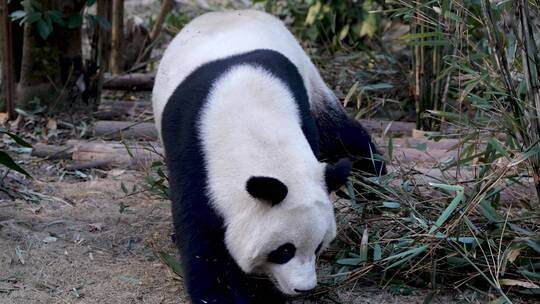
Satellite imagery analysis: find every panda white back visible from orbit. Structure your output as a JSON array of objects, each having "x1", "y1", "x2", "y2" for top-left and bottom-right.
[{"x1": 152, "y1": 9, "x2": 332, "y2": 134}]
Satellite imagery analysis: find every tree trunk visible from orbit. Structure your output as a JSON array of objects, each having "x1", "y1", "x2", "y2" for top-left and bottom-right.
[{"x1": 16, "y1": 0, "x2": 86, "y2": 110}]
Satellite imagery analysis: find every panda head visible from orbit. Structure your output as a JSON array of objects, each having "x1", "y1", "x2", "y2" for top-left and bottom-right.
[{"x1": 224, "y1": 158, "x2": 352, "y2": 296}]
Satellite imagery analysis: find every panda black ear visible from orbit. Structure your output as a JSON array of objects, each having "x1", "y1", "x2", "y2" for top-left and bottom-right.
[
  {"x1": 325, "y1": 158, "x2": 353, "y2": 192},
  {"x1": 246, "y1": 176, "x2": 288, "y2": 206}
]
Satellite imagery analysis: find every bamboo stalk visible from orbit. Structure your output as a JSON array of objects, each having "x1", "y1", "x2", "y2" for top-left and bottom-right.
[
  {"x1": 135, "y1": 0, "x2": 173, "y2": 64},
  {"x1": 414, "y1": 7, "x2": 423, "y2": 130},
  {"x1": 0, "y1": 1, "x2": 15, "y2": 119},
  {"x1": 149, "y1": 0, "x2": 173, "y2": 43},
  {"x1": 480, "y1": 0, "x2": 525, "y2": 135},
  {"x1": 111, "y1": 0, "x2": 124, "y2": 74},
  {"x1": 517, "y1": 0, "x2": 540, "y2": 205}
]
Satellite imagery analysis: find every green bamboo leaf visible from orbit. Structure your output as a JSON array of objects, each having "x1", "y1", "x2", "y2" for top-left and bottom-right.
[
  {"x1": 479, "y1": 200, "x2": 501, "y2": 221},
  {"x1": 361, "y1": 83, "x2": 394, "y2": 92},
  {"x1": 519, "y1": 270, "x2": 540, "y2": 281},
  {"x1": 382, "y1": 201, "x2": 401, "y2": 208},
  {"x1": 338, "y1": 24, "x2": 350, "y2": 41},
  {"x1": 458, "y1": 78, "x2": 481, "y2": 103},
  {"x1": 487, "y1": 137, "x2": 510, "y2": 159},
  {"x1": 336, "y1": 257, "x2": 363, "y2": 266},
  {"x1": 25, "y1": 11, "x2": 42, "y2": 24},
  {"x1": 47, "y1": 10, "x2": 66, "y2": 27},
  {"x1": 525, "y1": 239, "x2": 540, "y2": 254},
  {"x1": 429, "y1": 183, "x2": 464, "y2": 192},
  {"x1": 382, "y1": 245, "x2": 428, "y2": 262},
  {"x1": 67, "y1": 14, "x2": 82, "y2": 29},
  {"x1": 373, "y1": 242, "x2": 382, "y2": 261},
  {"x1": 120, "y1": 182, "x2": 129, "y2": 194},
  {"x1": 0, "y1": 151, "x2": 31, "y2": 178},
  {"x1": 157, "y1": 251, "x2": 183, "y2": 277},
  {"x1": 427, "y1": 110, "x2": 468, "y2": 124},
  {"x1": 428, "y1": 191, "x2": 464, "y2": 234},
  {"x1": 447, "y1": 236, "x2": 476, "y2": 244},
  {"x1": 359, "y1": 13, "x2": 377, "y2": 38},
  {"x1": 0, "y1": 129, "x2": 31, "y2": 147},
  {"x1": 385, "y1": 246, "x2": 428, "y2": 269},
  {"x1": 387, "y1": 137, "x2": 393, "y2": 161},
  {"x1": 36, "y1": 17, "x2": 53, "y2": 40}
]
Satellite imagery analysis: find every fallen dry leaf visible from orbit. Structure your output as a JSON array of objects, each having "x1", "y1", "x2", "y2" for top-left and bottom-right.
[{"x1": 46, "y1": 118, "x2": 57, "y2": 131}]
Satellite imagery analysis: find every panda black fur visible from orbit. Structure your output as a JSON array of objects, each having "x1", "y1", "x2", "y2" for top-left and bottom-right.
[{"x1": 153, "y1": 10, "x2": 384, "y2": 304}]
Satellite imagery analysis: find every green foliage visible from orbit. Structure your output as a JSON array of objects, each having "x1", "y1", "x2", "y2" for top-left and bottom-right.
[
  {"x1": 317, "y1": 3, "x2": 540, "y2": 300},
  {"x1": 144, "y1": 161, "x2": 170, "y2": 200},
  {"x1": 163, "y1": 10, "x2": 192, "y2": 35},
  {"x1": 10, "y1": 0, "x2": 110, "y2": 40},
  {"x1": 256, "y1": 0, "x2": 385, "y2": 51},
  {"x1": 0, "y1": 129, "x2": 32, "y2": 178}
]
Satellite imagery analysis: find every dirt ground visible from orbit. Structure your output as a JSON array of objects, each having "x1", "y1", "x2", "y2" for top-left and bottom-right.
[
  {"x1": 0, "y1": 165, "x2": 460, "y2": 304},
  {"x1": 0, "y1": 170, "x2": 187, "y2": 304}
]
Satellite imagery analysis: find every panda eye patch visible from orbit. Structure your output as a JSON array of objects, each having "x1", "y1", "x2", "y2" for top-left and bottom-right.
[
  {"x1": 315, "y1": 242, "x2": 323, "y2": 255},
  {"x1": 267, "y1": 243, "x2": 296, "y2": 264}
]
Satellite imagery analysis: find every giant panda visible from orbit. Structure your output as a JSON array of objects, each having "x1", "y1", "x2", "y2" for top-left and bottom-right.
[{"x1": 152, "y1": 9, "x2": 384, "y2": 304}]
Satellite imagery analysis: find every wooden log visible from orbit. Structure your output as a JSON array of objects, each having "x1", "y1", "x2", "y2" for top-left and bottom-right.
[
  {"x1": 32, "y1": 140, "x2": 163, "y2": 170},
  {"x1": 94, "y1": 99, "x2": 151, "y2": 119},
  {"x1": 72, "y1": 141, "x2": 163, "y2": 169},
  {"x1": 358, "y1": 119, "x2": 415, "y2": 136},
  {"x1": 375, "y1": 137, "x2": 462, "y2": 151},
  {"x1": 391, "y1": 147, "x2": 457, "y2": 164},
  {"x1": 65, "y1": 160, "x2": 112, "y2": 171},
  {"x1": 93, "y1": 109, "x2": 129, "y2": 120},
  {"x1": 98, "y1": 99, "x2": 149, "y2": 111},
  {"x1": 90, "y1": 119, "x2": 415, "y2": 141},
  {"x1": 93, "y1": 120, "x2": 158, "y2": 140},
  {"x1": 31, "y1": 143, "x2": 74, "y2": 160},
  {"x1": 103, "y1": 73, "x2": 154, "y2": 91}
]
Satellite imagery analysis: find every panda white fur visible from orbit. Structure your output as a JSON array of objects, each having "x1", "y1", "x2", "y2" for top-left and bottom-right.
[{"x1": 153, "y1": 10, "x2": 384, "y2": 304}]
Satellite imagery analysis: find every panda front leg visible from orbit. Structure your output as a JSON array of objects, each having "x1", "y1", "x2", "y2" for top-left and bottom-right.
[
  {"x1": 173, "y1": 221, "x2": 251, "y2": 303},
  {"x1": 173, "y1": 217, "x2": 283, "y2": 304}
]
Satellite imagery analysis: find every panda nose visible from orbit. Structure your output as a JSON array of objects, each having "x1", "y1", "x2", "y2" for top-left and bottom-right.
[{"x1": 294, "y1": 287, "x2": 315, "y2": 293}]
